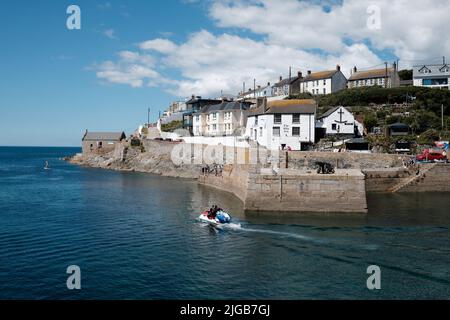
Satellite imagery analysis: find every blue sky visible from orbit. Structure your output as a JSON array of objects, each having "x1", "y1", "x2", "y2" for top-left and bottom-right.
[
  {"x1": 0, "y1": 0, "x2": 215, "y2": 146},
  {"x1": 0, "y1": 0, "x2": 447, "y2": 146}
]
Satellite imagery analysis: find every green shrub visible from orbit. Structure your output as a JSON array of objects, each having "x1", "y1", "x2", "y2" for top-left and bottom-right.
[{"x1": 161, "y1": 120, "x2": 183, "y2": 132}]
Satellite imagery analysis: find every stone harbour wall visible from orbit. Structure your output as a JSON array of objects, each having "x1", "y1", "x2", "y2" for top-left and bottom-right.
[
  {"x1": 400, "y1": 164, "x2": 450, "y2": 193},
  {"x1": 199, "y1": 166, "x2": 368, "y2": 214}
]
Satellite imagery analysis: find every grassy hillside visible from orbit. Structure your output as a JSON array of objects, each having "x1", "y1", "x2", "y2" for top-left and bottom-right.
[{"x1": 316, "y1": 86, "x2": 450, "y2": 114}]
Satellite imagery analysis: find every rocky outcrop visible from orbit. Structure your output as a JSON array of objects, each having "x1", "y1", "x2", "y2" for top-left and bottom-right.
[{"x1": 68, "y1": 140, "x2": 201, "y2": 179}]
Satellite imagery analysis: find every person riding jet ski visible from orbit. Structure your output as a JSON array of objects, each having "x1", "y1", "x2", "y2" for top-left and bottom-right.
[{"x1": 207, "y1": 205, "x2": 223, "y2": 220}]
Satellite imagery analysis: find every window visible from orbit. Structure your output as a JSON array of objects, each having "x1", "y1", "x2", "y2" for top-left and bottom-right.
[
  {"x1": 292, "y1": 127, "x2": 300, "y2": 136},
  {"x1": 292, "y1": 114, "x2": 300, "y2": 124},
  {"x1": 423, "y1": 78, "x2": 448, "y2": 85},
  {"x1": 273, "y1": 127, "x2": 280, "y2": 137},
  {"x1": 260, "y1": 128, "x2": 263, "y2": 137},
  {"x1": 255, "y1": 116, "x2": 258, "y2": 125},
  {"x1": 332, "y1": 124, "x2": 337, "y2": 130},
  {"x1": 213, "y1": 124, "x2": 217, "y2": 130},
  {"x1": 274, "y1": 114, "x2": 282, "y2": 124},
  {"x1": 323, "y1": 79, "x2": 326, "y2": 85},
  {"x1": 323, "y1": 88, "x2": 326, "y2": 94}
]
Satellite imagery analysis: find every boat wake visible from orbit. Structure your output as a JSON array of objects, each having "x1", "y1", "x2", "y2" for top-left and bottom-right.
[
  {"x1": 211, "y1": 221, "x2": 379, "y2": 251},
  {"x1": 214, "y1": 222, "x2": 312, "y2": 241}
]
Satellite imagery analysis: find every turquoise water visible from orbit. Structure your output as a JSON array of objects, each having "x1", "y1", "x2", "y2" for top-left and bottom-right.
[{"x1": 0, "y1": 147, "x2": 449, "y2": 299}]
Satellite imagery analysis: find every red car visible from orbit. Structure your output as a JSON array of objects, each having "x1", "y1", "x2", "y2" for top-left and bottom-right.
[{"x1": 416, "y1": 148, "x2": 447, "y2": 162}]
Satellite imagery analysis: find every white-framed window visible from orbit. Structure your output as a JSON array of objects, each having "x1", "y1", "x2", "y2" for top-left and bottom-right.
[
  {"x1": 274, "y1": 114, "x2": 282, "y2": 124},
  {"x1": 292, "y1": 114, "x2": 300, "y2": 124},
  {"x1": 273, "y1": 127, "x2": 280, "y2": 137},
  {"x1": 213, "y1": 124, "x2": 217, "y2": 130},
  {"x1": 292, "y1": 127, "x2": 300, "y2": 136},
  {"x1": 259, "y1": 128, "x2": 263, "y2": 137},
  {"x1": 323, "y1": 88, "x2": 326, "y2": 94}
]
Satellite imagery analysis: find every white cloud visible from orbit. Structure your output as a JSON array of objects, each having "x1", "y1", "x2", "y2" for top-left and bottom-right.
[
  {"x1": 103, "y1": 29, "x2": 116, "y2": 39},
  {"x1": 209, "y1": 0, "x2": 450, "y2": 63},
  {"x1": 93, "y1": 0, "x2": 450, "y2": 97},
  {"x1": 139, "y1": 39, "x2": 177, "y2": 53},
  {"x1": 95, "y1": 51, "x2": 159, "y2": 88},
  {"x1": 160, "y1": 30, "x2": 380, "y2": 97}
]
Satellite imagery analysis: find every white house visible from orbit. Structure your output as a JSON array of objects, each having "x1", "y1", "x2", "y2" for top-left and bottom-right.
[
  {"x1": 316, "y1": 106, "x2": 364, "y2": 137},
  {"x1": 413, "y1": 62, "x2": 450, "y2": 89},
  {"x1": 348, "y1": 64, "x2": 400, "y2": 88},
  {"x1": 238, "y1": 83, "x2": 272, "y2": 100},
  {"x1": 295, "y1": 65, "x2": 347, "y2": 95},
  {"x1": 193, "y1": 101, "x2": 253, "y2": 136},
  {"x1": 245, "y1": 99, "x2": 317, "y2": 151}
]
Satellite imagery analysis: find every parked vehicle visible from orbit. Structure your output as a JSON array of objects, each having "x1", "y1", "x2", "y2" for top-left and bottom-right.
[{"x1": 416, "y1": 148, "x2": 447, "y2": 162}]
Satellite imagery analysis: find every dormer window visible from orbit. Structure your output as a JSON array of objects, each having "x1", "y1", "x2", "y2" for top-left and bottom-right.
[
  {"x1": 419, "y1": 66, "x2": 432, "y2": 74},
  {"x1": 440, "y1": 65, "x2": 449, "y2": 72}
]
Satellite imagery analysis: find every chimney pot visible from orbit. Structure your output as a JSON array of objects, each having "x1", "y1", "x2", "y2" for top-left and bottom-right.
[
  {"x1": 279, "y1": 76, "x2": 282, "y2": 81},
  {"x1": 267, "y1": 82, "x2": 271, "y2": 86},
  {"x1": 307, "y1": 70, "x2": 312, "y2": 75},
  {"x1": 298, "y1": 71, "x2": 302, "y2": 78},
  {"x1": 353, "y1": 66, "x2": 357, "y2": 73}
]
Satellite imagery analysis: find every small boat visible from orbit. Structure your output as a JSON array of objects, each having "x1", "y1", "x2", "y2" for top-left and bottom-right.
[
  {"x1": 44, "y1": 161, "x2": 50, "y2": 170},
  {"x1": 198, "y1": 210, "x2": 232, "y2": 226}
]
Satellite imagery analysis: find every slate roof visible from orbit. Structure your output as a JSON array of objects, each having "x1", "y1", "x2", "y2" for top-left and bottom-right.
[
  {"x1": 198, "y1": 101, "x2": 252, "y2": 114},
  {"x1": 349, "y1": 68, "x2": 394, "y2": 81},
  {"x1": 249, "y1": 99, "x2": 316, "y2": 116},
  {"x1": 82, "y1": 132, "x2": 126, "y2": 141},
  {"x1": 302, "y1": 70, "x2": 339, "y2": 82},
  {"x1": 317, "y1": 106, "x2": 341, "y2": 120},
  {"x1": 272, "y1": 77, "x2": 300, "y2": 88}
]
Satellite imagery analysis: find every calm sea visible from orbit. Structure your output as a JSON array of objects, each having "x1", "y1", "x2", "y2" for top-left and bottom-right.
[{"x1": 0, "y1": 147, "x2": 449, "y2": 299}]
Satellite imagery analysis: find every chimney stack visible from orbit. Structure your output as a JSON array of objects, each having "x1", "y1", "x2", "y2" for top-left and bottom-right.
[
  {"x1": 279, "y1": 76, "x2": 283, "y2": 81},
  {"x1": 267, "y1": 82, "x2": 271, "y2": 86},
  {"x1": 336, "y1": 65, "x2": 341, "y2": 71},
  {"x1": 298, "y1": 71, "x2": 303, "y2": 78},
  {"x1": 307, "y1": 70, "x2": 312, "y2": 75},
  {"x1": 353, "y1": 66, "x2": 357, "y2": 74}
]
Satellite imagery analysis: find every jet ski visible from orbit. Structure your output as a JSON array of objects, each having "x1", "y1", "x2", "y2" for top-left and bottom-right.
[{"x1": 198, "y1": 209, "x2": 232, "y2": 225}]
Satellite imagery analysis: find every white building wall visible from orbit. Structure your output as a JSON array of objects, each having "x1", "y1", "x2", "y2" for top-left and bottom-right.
[
  {"x1": 301, "y1": 78, "x2": 332, "y2": 95},
  {"x1": 317, "y1": 107, "x2": 359, "y2": 135},
  {"x1": 246, "y1": 113, "x2": 315, "y2": 151}
]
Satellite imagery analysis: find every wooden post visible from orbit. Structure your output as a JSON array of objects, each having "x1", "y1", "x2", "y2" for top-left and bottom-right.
[{"x1": 285, "y1": 151, "x2": 289, "y2": 169}]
